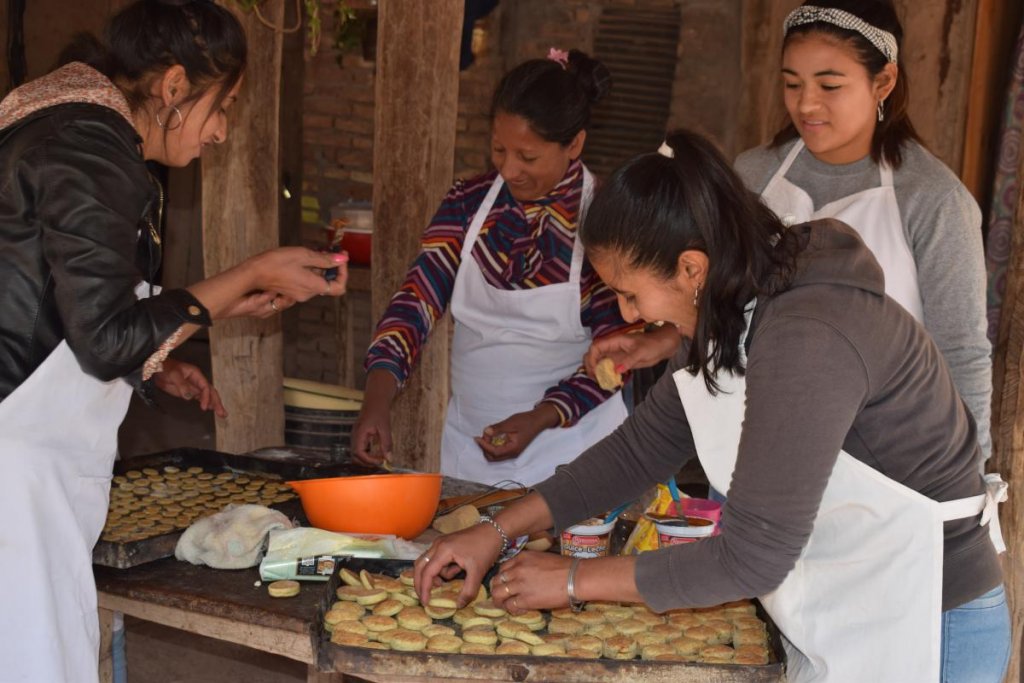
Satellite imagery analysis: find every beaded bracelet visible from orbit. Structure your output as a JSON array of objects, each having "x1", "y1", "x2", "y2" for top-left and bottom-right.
[{"x1": 478, "y1": 515, "x2": 510, "y2": 556}]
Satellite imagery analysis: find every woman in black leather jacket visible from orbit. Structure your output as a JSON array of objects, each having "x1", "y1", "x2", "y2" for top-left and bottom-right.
[{"x1": 0, "y1": 2, "x2": 347, "y2": 678}]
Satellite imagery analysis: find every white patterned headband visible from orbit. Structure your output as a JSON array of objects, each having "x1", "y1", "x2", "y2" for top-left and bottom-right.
[{"x1": 784, "y1": 6, "x2": 898, "y2": 64}]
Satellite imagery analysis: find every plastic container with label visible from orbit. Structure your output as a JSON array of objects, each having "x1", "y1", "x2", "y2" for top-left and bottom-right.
[
  {"x1": 560, "y1": 518, "x2": 616, "y2": 558},
  {"x1": 651, "y1": 516, "x2": 716, "y2": 547}
]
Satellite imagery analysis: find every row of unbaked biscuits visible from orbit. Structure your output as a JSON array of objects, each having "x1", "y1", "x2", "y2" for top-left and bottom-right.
[
  {"x1": 102, "y1": 466, "x2": 294, "y2": 543},
  {"x1": 323, "y1": 568, "x2": 770, "y2": 664}
]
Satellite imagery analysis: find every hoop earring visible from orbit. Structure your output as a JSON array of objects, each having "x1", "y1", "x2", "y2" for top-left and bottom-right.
[
  {"x1": 693, "y1": 283, "x2": 701, "y2": 308},
  {"x1": 876, "y1": 100, "x2": 885, "y2": 123},
  {"x1": 156, "y1": 105, "x2": 183, "y2": 131}
]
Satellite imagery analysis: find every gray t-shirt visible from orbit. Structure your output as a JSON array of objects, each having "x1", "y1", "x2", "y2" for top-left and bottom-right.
[
  {"x1": 734, "y1": 139, "x2": 992, "y2": 460},
  {"x1": 534, "y1": 220, "x2": 1000, "y2": 614}
]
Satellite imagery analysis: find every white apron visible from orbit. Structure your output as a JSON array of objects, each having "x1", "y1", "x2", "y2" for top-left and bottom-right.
[
  {"x1": 442, "y1": 169, "x2": 628, "y2": 486},
  {"x1": 674, "y1": 304, "x2": 1004, "y2": 682},
  {"x1": 0, "y1": 286, "x2": 144, "y2": 682},
  {"x1": 760, "y1": 139, "x2": 925, "y2": 321}
]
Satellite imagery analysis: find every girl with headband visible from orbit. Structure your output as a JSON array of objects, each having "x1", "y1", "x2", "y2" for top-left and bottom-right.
[{"x1": 736, "y1": 0, "x2": 992, "y2": 465}]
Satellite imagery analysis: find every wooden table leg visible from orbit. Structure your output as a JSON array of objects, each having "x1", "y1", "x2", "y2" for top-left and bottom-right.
[{"x1": 98, "y1": 607, "x2": 114, "y2": 683}]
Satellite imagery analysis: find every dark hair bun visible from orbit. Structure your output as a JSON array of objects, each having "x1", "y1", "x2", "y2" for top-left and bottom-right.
[{"x1": 566, "y1": 49, "x2": 612, "y2": 105}]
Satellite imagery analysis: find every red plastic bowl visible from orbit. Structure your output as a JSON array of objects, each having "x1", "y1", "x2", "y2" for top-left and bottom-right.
[
  {"x1": 286, "y1": 473, "x2": 441, "y2": 539},
  {"x1": 340, "y1": 228, "x2": 372, "y2": 266}
]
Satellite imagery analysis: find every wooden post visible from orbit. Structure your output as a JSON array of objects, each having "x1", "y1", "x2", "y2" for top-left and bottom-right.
[
  {"x1": 201, "y1": 3, "x2": 285, "y2": 453},
  {"x1": 992, "y1": 179, "x2": 1024, "y2": 683},
  {"x1": 372, "y1": 0, "x2": 462, "y2": 472}
]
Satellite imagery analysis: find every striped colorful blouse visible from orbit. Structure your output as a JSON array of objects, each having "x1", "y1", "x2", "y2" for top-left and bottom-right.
[{"x1": 365, "y1": 160, "x2": 640, "y2": 427}]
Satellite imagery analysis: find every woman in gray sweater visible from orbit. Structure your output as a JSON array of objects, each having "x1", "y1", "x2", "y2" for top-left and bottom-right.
[
  {"x1": 735, "y1": 0, "x2": 991, "y2": 462},
  {"x1": 415, "y1": 130, "x2": 1008, "y2": 682}
]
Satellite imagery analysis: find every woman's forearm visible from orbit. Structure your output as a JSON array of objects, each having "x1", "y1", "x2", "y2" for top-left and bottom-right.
[{"x1": 492, "y1": 492, "x2": 556, "y2": 540}]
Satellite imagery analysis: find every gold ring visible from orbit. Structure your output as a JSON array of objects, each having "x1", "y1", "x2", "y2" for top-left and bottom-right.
[{"x1": 270, "y1": 298, "x2": 280, "y2": 312}]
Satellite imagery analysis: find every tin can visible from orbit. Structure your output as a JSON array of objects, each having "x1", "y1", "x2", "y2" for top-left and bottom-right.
[{"x1": 560, "y1": 518, "x2": 616, "y2": 558}]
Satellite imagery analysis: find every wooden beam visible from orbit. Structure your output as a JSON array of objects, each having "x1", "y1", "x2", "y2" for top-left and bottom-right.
[
  {"x1": 202, "y1": 3, "x2": 285, "y2": 453},
  {"x1": 961, "y1": 0, "x2": 1024, "y2": 205},
  {"x1": 736, "y1": 0, "x2": 800, "y2": 152},
  {"x1": 894, "y1": 0, "x2": 979, "y2": 172},
  {"x1": 372, "y1": 0, "x2": 462, "y2": 472}
]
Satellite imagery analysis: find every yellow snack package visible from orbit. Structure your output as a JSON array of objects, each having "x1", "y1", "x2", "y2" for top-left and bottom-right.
[{"x1": 622, "y1": 484, "x2": 677, "y2": 554}]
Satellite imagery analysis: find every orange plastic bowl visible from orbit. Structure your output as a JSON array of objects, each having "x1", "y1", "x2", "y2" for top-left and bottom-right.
[
  {"x1": 286, "y1": 473, "x2": 441, "y2": 539},
  {"x1": 340, "y1": 228, "x2": 372, "y2": 266}
]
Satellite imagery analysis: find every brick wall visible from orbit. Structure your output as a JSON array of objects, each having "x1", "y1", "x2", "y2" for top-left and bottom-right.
[{"x1": 285, "y1": 1, "x2": 738, "y2": 388}]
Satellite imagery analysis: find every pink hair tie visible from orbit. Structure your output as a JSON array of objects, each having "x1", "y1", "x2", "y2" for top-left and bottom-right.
[{"x1": 547, "y1": 47, "x2": 569, "y2": 69}]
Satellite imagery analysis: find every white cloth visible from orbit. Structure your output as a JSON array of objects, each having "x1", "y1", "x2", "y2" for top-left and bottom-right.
[
  {"x1": 674, "y1": 302, "x2": 1000, "y2": 682},
  {"x1": 760, "y1": 139, "x2": 925, "y2": 321},
  {"x1": 441, "y1": 168, "x2": 627, "y2": 486},
  {"x1": 0, "y1": 340, "x2": 133, "y2": 683},
  {"x1": 175, "y1": 504, "x2": 293, "y2": 569}
]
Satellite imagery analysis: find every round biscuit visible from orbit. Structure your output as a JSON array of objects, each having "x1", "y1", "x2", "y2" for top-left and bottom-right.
[
  {"x1": 325, "y1": 603, "x2": 365, "y2": 623},
  {"x1": 530, "y1": 643, "x2": 565, "y2": 657},
  {"x1": 330, "y1": 631, "x2": 369, "y2": 647},
  {"x1": 396, "y1": 607, "x2": 431, "y2": 631},
  {"x1": 267, "y1": 580, "x2": 300, "y2": 598},
  {"x1": 461, "y1": 626, "x2": 498, "y2": 645},
  {"x1": 425, "y1": 634, "x2": 463, "y2": 653},
  {"x1": 602, "y1": 634, "x2": 638, "y2": 660},
  {"x1": 421, "y1": 624, "x2": 456, "y2": 638},
  {"x1": 565, "y1": 634, "x2": 603, "y2": 654},
  {"x1": 641, "y1": 643, "x2": 676, "y2": 660},
  {"x1": 496, "y1": 640, "x2": 530, "y2": 656},
  {"x1": 460, "y1": 643, "x2": 495, "y2": 655},
  {"x1": 361, "y1": 615, "x2": 398, "y2": 633},
  {"x1": 564, "y1": 648, "x2": 600, "y2": 659},
  {"x1": 372, "y1": 599, "x2": 404, "y2": 617},
  {"x1": 389, "y1": 629, "x2": 428, "y2": 652},
  {"x1": 424, "y1": 605, "x2": 456, "y2": 620}
]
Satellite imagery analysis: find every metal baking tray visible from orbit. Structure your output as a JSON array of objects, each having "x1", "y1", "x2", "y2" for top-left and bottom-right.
[
  {"x1": 93, "y1": 447, "x2": 382, "y2": 569},
  {"x1": 315, "y1": 558, "x2": 786, "y2": 682}
]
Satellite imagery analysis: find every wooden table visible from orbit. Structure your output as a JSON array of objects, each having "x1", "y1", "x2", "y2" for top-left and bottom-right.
[{"x1": 94, "y1": 474, "x2": 493, "y2": 682}]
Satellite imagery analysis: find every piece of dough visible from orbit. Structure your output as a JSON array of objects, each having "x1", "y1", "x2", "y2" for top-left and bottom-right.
[{"x1": 594, "y1": 357, "x2": 623, "y2": 391}]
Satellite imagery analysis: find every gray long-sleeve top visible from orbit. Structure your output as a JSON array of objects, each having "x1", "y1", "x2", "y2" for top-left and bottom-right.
[
  {"x1": 534, "y1": 220, "x2": 1001, "y2": 613},
  {"x1": 734, "y1": 140, "x2": 992, "y2": 460}
]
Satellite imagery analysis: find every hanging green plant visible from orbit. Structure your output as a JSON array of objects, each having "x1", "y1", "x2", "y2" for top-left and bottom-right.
[{"x1": 229, "y1": 0, "x2": 367, "y2": 60}]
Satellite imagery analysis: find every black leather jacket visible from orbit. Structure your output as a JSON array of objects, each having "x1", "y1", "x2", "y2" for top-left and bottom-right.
[{"x1": 0, "y1": 103, "x2": 210, "y2": 401}]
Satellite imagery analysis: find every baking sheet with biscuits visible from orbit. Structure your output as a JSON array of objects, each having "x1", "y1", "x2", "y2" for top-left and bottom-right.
[
  {"x1": 94, "y1": 448, "x2": 380, "y2": 569},
  {"x1": 317, "y1": 558, "x2": 786, "y2": 682}
]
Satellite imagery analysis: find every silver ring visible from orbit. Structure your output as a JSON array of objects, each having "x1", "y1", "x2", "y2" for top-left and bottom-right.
[
  {"x1": 322, "y1": 280, "x2": 331, "y2": 296},
  {"x1": 182, "y1": 392, "x2": 193, "y2": 400},
  {"x1": 500, "y1": 572, "x2": 509, "y2": 585},
  {"x1": 422, "y1": 555, "x2": 431, "y2": 564},
  {"x1": 504, "y1": 583, "x2": 511, "y2": 597},
  {"x1": 512, "y1": 597, "x2": 519, "y2": 610},
  {"x1": 270, "y1": 298, "x2": 280, "y2": 312}
]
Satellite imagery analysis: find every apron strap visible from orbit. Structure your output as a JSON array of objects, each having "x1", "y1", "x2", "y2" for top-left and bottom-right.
[
  {"x1": 460, "y1": 176, "x2": 506, "y2": 261},
  {"x1": 938, "y1": 473, "x2": 1008, "y2": 554},
  {"x1": 568, "y1": 166, "x2": 595, "y2": 284}
]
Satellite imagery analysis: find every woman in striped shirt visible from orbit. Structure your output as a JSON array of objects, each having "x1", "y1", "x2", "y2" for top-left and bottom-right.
[{"x1": 352, "y1": 50, "x2": 652, "y2": 486}]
